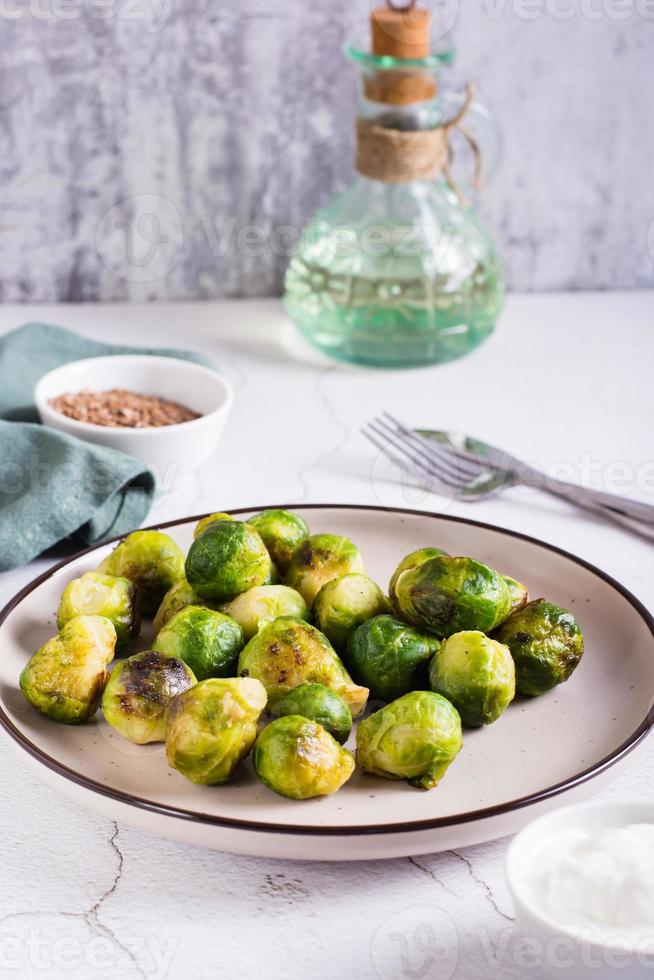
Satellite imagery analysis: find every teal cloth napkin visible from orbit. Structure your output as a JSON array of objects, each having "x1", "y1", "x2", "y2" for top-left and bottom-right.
[{"x1": 0, "y1": 323, "x2": 211, "y2": 571}]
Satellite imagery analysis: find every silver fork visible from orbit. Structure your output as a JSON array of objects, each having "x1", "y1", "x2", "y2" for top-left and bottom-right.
[{"x1": 362, "y1": 413, "x2": 654, "y2": 540}]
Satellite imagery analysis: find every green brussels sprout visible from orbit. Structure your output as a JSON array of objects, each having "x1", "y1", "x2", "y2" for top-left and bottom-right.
[
  {"x1": 152, "y1": 605, "x2": 244, "y2": 680},
  {"x1": 248, "y1": 509, "x2": 310, "y2": 574},
  {"x1": 97, "y1": 530, "x2": 185, "y2": 615},
  {"x1": 166, "y1": 677, "x2": 267, "y2": 785},
  {"x1": 152, "y1": 579, "x2": 217, "y2": 636},
  {"x1": 102, "y1": 651, "x2": 196, "y2": 744},
  {"x1": 493, "y1": 599, "x2": 584, "y2": 696},
  {"x1": 264, "y1": 563, "x2": 281, "y2": 585},
  {"x1": 313, "y1": 573, "x2": 391, "y2": 649},
  {"x1": 346, "y1": 614, "x2": 441, "y2": 702},
  {"x1": 428, "y1": 630, "x2": 515, "y2": 727},
  {"x1": 388, "y1": 547, "x2": 449, "y2": 604},
  {"x1": 185, "y1": 519, "x2": 273, "y2": 601},
  {"x1": 20, "y1": 615, "x2": 116, "y2": 724},
  {"x1": 285, "y1": 533, "x2": 365, "y2": 607},
  {"x1": 253, "y1": 716, "x2": 354, "y2": 799},
  {"x1": 356, "y1": 690, "x2": 462, "y2": 789},
  {"x1": 394, "y1": 555, "x2": 512, "y2": 638},
  {"x1": 503, "y1": 575, "x2": 529, "y2": 614},
  {"x1": 221, "y1": 585, "x2": 308, "y2": 640},
  {"x1": 57, "y1": 571, "x2": 140, "y2": 648},
  {"x1": 193, "y1": 512, "x2": 232, "y2": 540},
  {"x1": 238, "y1": 616, "x2": 369, "y2": 718},
  {"x1": 271, "y1": 683, "x2": 352, "y2": 744}
]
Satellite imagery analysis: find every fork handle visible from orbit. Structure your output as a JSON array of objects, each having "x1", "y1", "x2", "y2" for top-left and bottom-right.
[
  {"x1": 516, "y1": 465, "x2": 654, "y2": 527},
  {"x1": 519, "y1": 474, "x2": 654, "y2": 539},
  {"x1": 564, "y1": 495, "x2": 654, "y2": 541}
]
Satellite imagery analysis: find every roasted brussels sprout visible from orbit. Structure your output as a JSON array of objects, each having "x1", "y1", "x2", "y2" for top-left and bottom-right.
[
  {"x1": 185, "y1": 519, "x2": 273, "y2": 601},
  {"x1": 221, "y1": 585, "x2": 308, "y2": 640},
  {"x1": 503, "y1": 575, "x2": 529, "y2": 614},
  {"x1": 313, "y1": 573, "x2": 390, "y2": 649},
  {"x1": 102, "y1": 651, "x2": 196, "y2": 743},
  {"x1": 166, "y1": 677, "x2": 267, "y2": 785},
  {"x1": 356, "y1": 690, "x2": 462, "y2": 789},
  {"x1": 151, "y1": 579, "x2": 217, "y2": 636},
  {"x1": 97, "y1": 530, "x2": 185, "y2": 614},
  {"x1": 394, "y1": 555, "x2": 512, "y2": 638},
  {"x1": 20, "y1": 615, "x2": 116, "y2": 724},
  {"x1": 428, "y1": 630, "x2": 515, "y2": 727},
  {"x1": 193, "y1": 512, "x2": 232, "y2": 539},
  {"x1": 271, "y1": 683, "x2": 352, "y2": 744},
  {"x1": 238, "y1": 616, "x2": 369, "y2": 718},
  {"x1": 254, "y1": 716, "x2": 354, "y2": 799},
  {"x1": 493, "y1": 599, "x2": 584, "y2": 696},
  {"x1": 57, "y1": 571, "x2": 140, "y2": 647},
  {"x1": 152, "y1": 605, "x2": 244, "y2": 680},
  {"x1": 346, "y1": 614, "x2": 441, "y2": 702},
  {"x1": 388, "y1": 547, "x2": 449, "y2": 605},
  {"x1": 285, "y1": 533, "x2": 364, "y2": 607},
  {"x1": 249, "y1": 509, "x2": 310, "y2": 574}
]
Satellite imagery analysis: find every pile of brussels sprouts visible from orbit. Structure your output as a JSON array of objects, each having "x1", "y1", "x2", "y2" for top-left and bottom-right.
[{"x1": 19, "y1": 510, "x2": 584, "y2": 800}]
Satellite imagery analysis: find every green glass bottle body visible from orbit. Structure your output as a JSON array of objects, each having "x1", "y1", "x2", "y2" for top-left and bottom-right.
[{"x1": 283, "y1": 44, "x2": 504, "y2": 368}]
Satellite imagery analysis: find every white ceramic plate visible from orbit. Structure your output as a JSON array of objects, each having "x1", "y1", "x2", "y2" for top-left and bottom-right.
[{"x1": 0, "y1": 505, "x2": 652, "y2": 861}]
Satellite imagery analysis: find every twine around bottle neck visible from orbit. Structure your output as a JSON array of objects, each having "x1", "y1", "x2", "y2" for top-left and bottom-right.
[{"x1": 355, "y1": 82, "x2": 482, "y2": 203}]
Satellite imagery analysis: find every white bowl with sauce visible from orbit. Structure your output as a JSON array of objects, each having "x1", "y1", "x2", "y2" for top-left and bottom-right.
[
  {"x1": 506, "y1": 801, "x2": 654, "y2": 980},
  {"x1": 34, "y1": 355, "x2": 233, "y2": 480}
]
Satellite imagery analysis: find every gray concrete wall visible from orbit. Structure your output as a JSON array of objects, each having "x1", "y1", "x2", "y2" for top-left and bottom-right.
[{"x1": 1, "y1": 0, "x2": 653, "y2": 300}]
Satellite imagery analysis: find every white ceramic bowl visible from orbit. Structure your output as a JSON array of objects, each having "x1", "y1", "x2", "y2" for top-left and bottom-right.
[
  {"x1": 506, "y1": 801, "x2": 654, "y2": 980},
  {"x1": 34, "y1": 355, "x2": 233, "y2": 479}
]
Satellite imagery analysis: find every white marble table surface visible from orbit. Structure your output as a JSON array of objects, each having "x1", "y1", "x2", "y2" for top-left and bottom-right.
[{"x1": 0, "y1": 293, "x2": 652, "y2": 980}]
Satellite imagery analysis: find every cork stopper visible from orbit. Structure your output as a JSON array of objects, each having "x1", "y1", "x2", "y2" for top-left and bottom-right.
[
  {"x1": 370, "y1": 4, "x2": 431, "y2": 60},
  {"x1": 365, "y1": 4, "x2": 436, "y2": 106}
]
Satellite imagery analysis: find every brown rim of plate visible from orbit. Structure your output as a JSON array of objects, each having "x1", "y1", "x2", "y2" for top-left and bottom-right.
[{"x1": 0, "y1": 503, "x2": 652, "y2": 838}]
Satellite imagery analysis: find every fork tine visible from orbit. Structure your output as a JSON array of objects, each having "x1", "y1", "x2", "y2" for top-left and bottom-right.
[
  {"x1": 380, "y1": 412, "x2": 483, "y2": 480},
  {"x1": 381, "y1": 412, "x2": 485, "y2": 481},
  {"x1": 374, "y1": 416, "x2": 479, "y2": 486},
  {"x1": 363, "y1": 427, "x2": 459, "y2": 495},
  {"x1": 382, "y1": 412, "x2": 496, "y2": 471},
  {"x1": 365, "y1": 421, "x2": 462, "y2": 491}
]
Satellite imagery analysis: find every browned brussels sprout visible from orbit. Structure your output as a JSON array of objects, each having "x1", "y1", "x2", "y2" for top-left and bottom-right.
[
  {"x1": 166, "y1": 677, "x2": 267, "y2": 784},
  {"x1": 493, "y1": 599, "x2": 583, "y2": 696},
  {"x1": 238, "y1": 616, "x2": 368, "y2": 718},
  {"x1": 248, "y1": 509, "x2": 310, "y2": 574},
  {"x1": 58, "y1": 571, "x2": 140, "y2": 648},
  {"x1": 97, "y1": 530, "x2": 185, "y2": 614},
  {"x1": 254, "y1": 716, "x2": 354, "y2": 799},
  {"x1": 285, "y1": 534, "x2": 364, "y2": 607},
  {"x1": 20, "y1": 615, "x2": 116, "y2": 724},
  {"x1": 102, "y1": 651, "x2": 196, "y2": 743},
  {"x1": 394, "y1": 555, "x2": 512, "y2": 638}
]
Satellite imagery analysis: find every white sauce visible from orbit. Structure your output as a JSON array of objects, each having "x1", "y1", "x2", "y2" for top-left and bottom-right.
[{"x1": 528, "y1": 823, "x2": 654, "y2": 945}]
